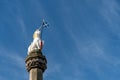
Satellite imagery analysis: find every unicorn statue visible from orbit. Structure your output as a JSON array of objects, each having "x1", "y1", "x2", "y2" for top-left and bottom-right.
[{"x1": 28, "y1": 20, "x2": 48, "y2": 54}]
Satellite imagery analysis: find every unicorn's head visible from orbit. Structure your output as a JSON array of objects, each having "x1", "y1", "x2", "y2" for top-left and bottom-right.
[{"x1": 33, "y1": 29, "x2": 41, "y2": 39}]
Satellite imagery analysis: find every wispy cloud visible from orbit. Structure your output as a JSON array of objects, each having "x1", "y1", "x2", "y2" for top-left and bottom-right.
[
  {"x1": 0, "y1": 46, "x2": 27, "y2": 80},
  {"x1": 17, "y1": 16, "x2": 28, "y2": 40},
  {"x1": 99, "y1": 0, "x2": 120, "y2": 23},
  {"x1": 0, "y1": 47, "x2": 24, "y2": 68},
  {"x1": 44, "y1": 58, "x2": 61, "y2": 78},
  {"x1": 63, "y1": 20, "x2": 120, "y2": 79}
]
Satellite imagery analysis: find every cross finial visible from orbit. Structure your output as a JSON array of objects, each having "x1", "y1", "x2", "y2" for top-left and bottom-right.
[{"x1": 38, "y1": 19, "x2": 49, "y2": 30}]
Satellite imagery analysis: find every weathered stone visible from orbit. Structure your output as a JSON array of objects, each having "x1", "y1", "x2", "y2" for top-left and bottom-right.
[
  {"x1": 25, "y1": 50, "x2": 47, "y2": 80},
  {"x1": 30, "y1": 68, "x2": 43, "y2": 80}
]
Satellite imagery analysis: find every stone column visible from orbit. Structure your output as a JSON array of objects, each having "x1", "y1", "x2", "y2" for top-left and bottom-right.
[{"x1": 25, "y1": 50, "x2": 47, "y2": 80}]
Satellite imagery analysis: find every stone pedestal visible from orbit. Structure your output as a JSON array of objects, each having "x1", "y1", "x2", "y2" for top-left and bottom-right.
[{"x1": 25, "y1": 50, "x2": 47, "y2": 80}]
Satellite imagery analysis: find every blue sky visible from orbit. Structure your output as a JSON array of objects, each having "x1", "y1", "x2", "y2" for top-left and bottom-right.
[{"x1": 1, "y1": 0, "x2": 120, "y2": 80}]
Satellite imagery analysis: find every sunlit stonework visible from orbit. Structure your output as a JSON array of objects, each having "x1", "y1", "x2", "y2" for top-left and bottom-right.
[
  {"x1": 25, "y1": 20, "x2": 48, "y2": 80},
  {"x1": 28, "y1": 29, "x2": 43, "y2": 54},
  {"x1": 27, "y1": 19, "x2": 48, "y2": 54}
]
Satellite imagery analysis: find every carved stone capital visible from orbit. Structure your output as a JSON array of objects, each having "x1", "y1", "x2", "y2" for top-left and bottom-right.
[{"x1": 25, "y1": 51, "x2": 47, "y2": 72}]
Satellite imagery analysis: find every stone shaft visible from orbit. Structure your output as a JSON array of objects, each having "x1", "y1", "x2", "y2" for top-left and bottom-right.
[
  {"x1": 30, "y1": 68, "x2": 43, "y2": 80},
  {"x1": 25, "y1": 50, "x2": 47, "y2": 80}
]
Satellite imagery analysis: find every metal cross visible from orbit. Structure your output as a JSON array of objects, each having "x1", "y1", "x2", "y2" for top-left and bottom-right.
[
  {"x1": 38, "y1": 19, "x2": 49, "y2": 39},
  {"x1": 38, "y1": 19, "x2": 49, "y2": 30}
]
